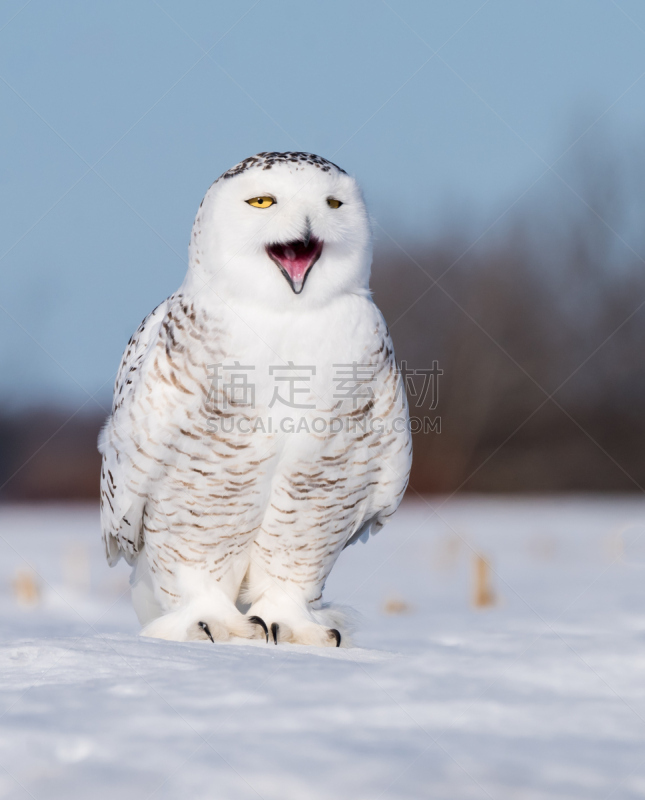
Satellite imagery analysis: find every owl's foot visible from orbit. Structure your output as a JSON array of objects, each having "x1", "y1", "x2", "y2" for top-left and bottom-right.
[
  {"x1": 198, "y1": 621, "x2": 215, "y2": 642},
  {"x1": 245, "y1": 586, "x2": 350, "y2": 647},
  {"x1": 248, "y1": 615, "x2": 269, "y2": 642},
  {"x1": 140, "y1": 605, "x2": 267, "y2": 643},
  {"x1": 269, "y1": 621, "x2": 340, "y2": 647},
  {"x1": 198, "y1": 616, "x2": 267, "y2": 643}
]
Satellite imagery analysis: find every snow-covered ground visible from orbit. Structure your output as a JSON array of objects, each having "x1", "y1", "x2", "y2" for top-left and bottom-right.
[{"x1": 1, "y1": 497, "x2": 645, "y2": 800}]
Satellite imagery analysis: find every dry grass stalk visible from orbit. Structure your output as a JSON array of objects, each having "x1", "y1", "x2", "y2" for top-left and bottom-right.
[
  {"x1": 472, "y1": 554, "x2": 495, "y2": 608},
  {"x1": 13, "y1": 570, "x2": 41, "y2": 607},
  {"x1": 383, "y1": 595, "x2": 411, "y2": 615}
]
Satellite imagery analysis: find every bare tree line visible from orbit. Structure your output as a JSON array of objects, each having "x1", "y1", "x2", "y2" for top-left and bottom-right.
[{"x1": 372, "y1": 132, "x2": 645, "y2": 492}]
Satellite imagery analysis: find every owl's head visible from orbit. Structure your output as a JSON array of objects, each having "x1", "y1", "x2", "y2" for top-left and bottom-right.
[{"x1": 187, "y1": 152, "x2": 372, "y2": 309}]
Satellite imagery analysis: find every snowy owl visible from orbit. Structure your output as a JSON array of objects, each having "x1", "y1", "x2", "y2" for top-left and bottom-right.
[{"x1": 99, "y1": 152, "x2": 412, "y2": 647}]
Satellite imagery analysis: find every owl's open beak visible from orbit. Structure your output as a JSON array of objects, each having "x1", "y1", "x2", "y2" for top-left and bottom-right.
[{"x1": 266, "y1": 237, "x2": 323, "y2": 294}]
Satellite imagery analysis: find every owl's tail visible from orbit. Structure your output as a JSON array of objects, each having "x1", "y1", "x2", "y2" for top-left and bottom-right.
[{"x1": 129, "y1": 547, "x2": 164, "y2": 627}]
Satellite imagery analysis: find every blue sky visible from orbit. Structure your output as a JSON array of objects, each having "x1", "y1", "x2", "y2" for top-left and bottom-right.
[{"x1": 1, "y1": 0, "x2": 645, "y2": 407}]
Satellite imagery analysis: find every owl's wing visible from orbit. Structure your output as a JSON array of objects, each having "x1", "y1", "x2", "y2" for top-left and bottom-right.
[
  {"x1": 98, "y1": 299, "x2": 169, "y2": 566},
  {"x1": 344, "y1": 323, "x2": 412, "y2": 549},
  {"x1": 344, "y1": 514, "x2": 384, "y2": 548}
]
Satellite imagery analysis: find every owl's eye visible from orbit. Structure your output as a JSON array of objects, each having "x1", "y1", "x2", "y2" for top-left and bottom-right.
[
  {"x1": 246, "y1": 196, "x2": 275, "y2": 208},
  {"x1": 327, "y1": 198, "x2": 343, "y2": 209}
]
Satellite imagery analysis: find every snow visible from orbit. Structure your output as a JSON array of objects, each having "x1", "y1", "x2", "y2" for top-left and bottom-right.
[{"x1": 1, "y1": 497, "x2": 645, "y2": 799}]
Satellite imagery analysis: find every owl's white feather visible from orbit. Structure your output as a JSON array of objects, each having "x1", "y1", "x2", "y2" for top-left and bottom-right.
[{"x1": 99, "y1": 153, "x2": 412, "y2": 647}]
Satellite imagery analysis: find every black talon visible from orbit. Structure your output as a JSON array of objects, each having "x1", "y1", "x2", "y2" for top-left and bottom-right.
[
  {"x1": 329, "y1": 629, "x2": 341, "y2": 647},
  {"x1": 249, "y1": 615, "x2": 269, "y2": 643},
  {"x1": 270, "y1": 622, "x2": 279, "y2": 645},
  {"x1": 198, "y1": 621, "x2": 214, "y2": 643}
]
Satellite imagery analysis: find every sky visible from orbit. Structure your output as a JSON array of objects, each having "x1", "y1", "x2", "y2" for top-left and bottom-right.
[{"x1": 1, "y1": 0, "x2": 645, "y2": 408}]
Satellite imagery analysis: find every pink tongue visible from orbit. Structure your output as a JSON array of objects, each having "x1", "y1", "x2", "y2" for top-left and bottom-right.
[
  {"x1": 279, "y1": 247, "x2": 310, "y2": 282},
  {"x1": 268, "y1": 239, "x2": 323, "y2": 285}
]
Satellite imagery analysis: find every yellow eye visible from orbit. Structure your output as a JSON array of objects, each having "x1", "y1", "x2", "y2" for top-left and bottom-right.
[
  {"x1": 327, "y1": 198, "x2": 343, "y2": 209},
  {"x1": 246, "y1": 196, "x2": 275, "y2": 208}
]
